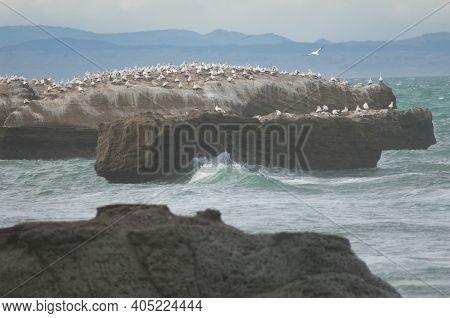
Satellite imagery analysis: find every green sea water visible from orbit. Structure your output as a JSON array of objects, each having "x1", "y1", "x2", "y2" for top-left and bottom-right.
[{"x1": 1, "y1": 77, "x2": 449, "y2": 297}]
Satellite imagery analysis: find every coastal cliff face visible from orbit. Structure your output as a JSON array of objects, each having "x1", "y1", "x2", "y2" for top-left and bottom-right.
[
  {"x1": 0, "y1": 74, "x2": 395, "y2": 129},
  {"x1": 0, "y1": 126, "x2": 97, "y2": 159},
  {"x1": 0, "y1": 204, "x2": 400, "y2": 297},
  {"x1": 95, "y1": 108, "x2": 435, "y2": 183}
]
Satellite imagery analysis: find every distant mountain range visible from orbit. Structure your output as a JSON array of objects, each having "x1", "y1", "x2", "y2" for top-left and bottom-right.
[{"x1": 0, "y1": 26, "x2": 449, "y2": 79}]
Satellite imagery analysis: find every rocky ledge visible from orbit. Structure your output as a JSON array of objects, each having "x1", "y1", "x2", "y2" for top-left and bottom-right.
[
  {"x1": 1, "y1": 64, "x2": 395, "y2": 129},
  {"x1": 95, "y1": 108, "x2": 435, "y2": 183},
  {"x1": 0, "y1": 204, "x2": 400, "y2": 297}
]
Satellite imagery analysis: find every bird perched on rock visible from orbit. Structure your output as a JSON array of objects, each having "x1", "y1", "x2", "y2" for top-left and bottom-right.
[
  {"x1": 356, "y1": 105, "x2": 362, "y2": 112},
  {"x1": 368, "y1": 78, "x2": 373, "y2": 85},
  {"x1": 193, "y1": 83, "x2": 201, "y2": 90},
  {"x1": 322, "y1": 105, "x2": 329, "y2": 112},
  {"x1": 275, "y1": 110, "x2": 282, "y2": 116},
  {"x1": 23, "y1": 99, "x2": 30, "y2": 104},
  {"x1": 388, "y1": 101, "x2": 394, "y2": 110},
  {"x1": 162, "y1": 81, "x2": 169, "y2": 88},
  {"x1": 214, "y1": 106, "x2": 226, "y2": 113},
  {"x1": 78, "y1": 86, "x2": 84, "y2": 92},
  {"x1": 178, "y1": 82, "x2": 183, "y2": 88},
  {"x1": 379, "y1": 75, "x2": 383, "y2": 83},
  {"x1": 341, "y1": 106, "x2": 349, "y2": 113},
  {"x1": 316, "y1": 106, "x2": 322, "y2": 113},
  {"x1": 332, "y1": 109, "x2": 340, "y2": 115},
  {"x1": 227, "y1": 76, "x2": 233, "y2": 82},
  {"x1": 363, "y1": 102, "x2": 369, "y2": 110}
]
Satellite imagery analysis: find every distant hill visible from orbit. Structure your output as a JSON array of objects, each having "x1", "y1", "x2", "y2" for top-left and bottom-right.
[
  {"x1": 0, "y1": 26, "x2": 449, "y2": 79},
  {"x1": 0, "y1": 26, "x2": 292, "y2": 47}
]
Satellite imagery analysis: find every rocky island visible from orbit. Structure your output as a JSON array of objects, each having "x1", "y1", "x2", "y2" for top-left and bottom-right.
[
  {"x1": 1, "y1": 63, "x2": 400, "y2": 159},
  {"x1": 0, "y1": 204, "x2": 400, "y2": 297}
]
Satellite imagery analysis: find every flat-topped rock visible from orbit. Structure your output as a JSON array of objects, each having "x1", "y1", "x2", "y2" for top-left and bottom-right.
[
  {"x1": 0, "y1": 204, "x2": 400, "y2": 297},
  {"x1": 95, "y1": 108, "x2": 435, "y2": 183},
  {"x1": 0, "y1": 64, "x2": 395, "y2": 128}
]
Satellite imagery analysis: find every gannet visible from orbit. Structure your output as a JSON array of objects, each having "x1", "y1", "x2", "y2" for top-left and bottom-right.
[
  {"x1": 316, "y1": 106, "x2": 322, "y2": 113},
  {"x1": 368, "y1": 78, "x2": 373, "y2": 85},
  {"x1": 388, "y1": 101, "x2": 394, "y2": 110},
  {"x1": 307, "y1": 45, "x2": 324, "y2": 56},
  {"x1": 178, "y1": 82, "x2": 183, "y2": 88},
  {"x1": 379, "y1": 75, "x2": 383, "y2": 83},
  {"x1": 78, "y1": 86, "x2": 84, "y2": 92},
  {"x1": 356, "y1": 105, "x2": 362, "y2": 112},
  {"x1": 23, "y1": 99, "x2": 30, "y2": 104},
  {"x1": 187, "y1": 76, "x2": 192, "y2": 82},
  {"x1": 227, "y1": 76, "x2": 233, "y2": 82},
  {"x1": 193, "y1": 83, "x2": 201, "y2": 90},
  {"x1": 363, "y1": 102, "x2": 369, "y2": 110},
  {"x1": 275, "y1": 110, "x2": 282, "y2": 116},
  {"x1": 341, "y1": 106, "x2": 349, "y2": 113},
  {"x1": 322, "y1": 105, "x2": 329, "y2": 112},
  {"x1": 332, "y1": 109, "x2": 340, "y2": 115},
  {"x1": 215, "y1": 106, "x2": 225, "y2": 113},
  {"x1": 162, "y1": 81, "x2": 169, "y2": 87}
]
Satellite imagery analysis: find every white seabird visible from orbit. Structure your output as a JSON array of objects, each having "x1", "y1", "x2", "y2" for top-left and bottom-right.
[
  {"x1": 356, "y1": 105, "x2": 362, "y2": 112},
  {"x1": 78, "y1": 86, "x2": 84, "y2": 92},
  {"x1": 193, "y1": 83, "x2": 201, "y2": 90},
  {"x1": 332, "y1": 109, "x2": 340, "y2": 115},
  {"x1": 275, "y1": 110, "x2": 282, "y2": 116},
  {"x1": 341, "y1": 106, "x2": 349, "y2": 113},
  {"x1": 363, "y1": 102, "x2": 369, "y2": 110},
  {"x1": 178, "y1": 82, "x2": 183, "y2": 88},
  {"x1": 379, "y1": 75, "x2": 383, "y2": 83},
  {"x1": 368, "y1": 78, "x2": 373, "y2": 85},
  {"x1": 316, "y1": 106, "x2": 322, "y2": 113},
  {"x1": 23, "y1": 99, "x2": 30, "y2": 104},
  {"x1": 307, "y1": 45, "x2": 324, "y2": 56},
  {"x1": 215, "y1": 106, "x2": 226, "y2": 113},
  {"x1": 322, "y1": 105, "x2": 329, "y2": 112},
  {"x1": 162, "y1": 81, "x2": 169, "y2": 87},
  {"x1": 227, "y1": 76, "x2": 233, "y2": 82},
  {"x1": 388, "y1": 101, "x2": 394, "y2": 110}
]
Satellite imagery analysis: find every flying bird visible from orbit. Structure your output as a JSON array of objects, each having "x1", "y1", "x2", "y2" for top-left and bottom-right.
[{"x1": 307, "y1": 45, "x2": 324, "y2": 56}]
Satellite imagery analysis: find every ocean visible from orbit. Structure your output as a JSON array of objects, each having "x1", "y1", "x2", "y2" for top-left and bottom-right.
[{"x1": 1, "y1": 77, "x2": 449, "y2": 297}]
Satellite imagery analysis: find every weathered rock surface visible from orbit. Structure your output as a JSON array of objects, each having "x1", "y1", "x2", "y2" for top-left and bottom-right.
[
  {"x1": 95, "y1": 108, "x2": 435, "y2": 183},
  {"x1": 0, "y1": 126, "x2": 97, "y2": 159},
  {"x1": 0, "y1": 76, "x2": 395, "y2": 129},
  {"x1": 0, "y1": 204, "x2": 400, "y2": 297}
]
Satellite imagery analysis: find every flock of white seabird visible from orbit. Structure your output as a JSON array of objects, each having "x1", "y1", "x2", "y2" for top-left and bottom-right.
[
  {"x1": 0, "y1": 62, "x2": 382, "y2": 100},
  {"x1": 315, "y1": 100, "x2": 395, "y2": 115}
]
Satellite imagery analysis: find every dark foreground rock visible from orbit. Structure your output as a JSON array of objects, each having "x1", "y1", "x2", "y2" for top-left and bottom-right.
[
  {"x1": 0, "y1": 204, "x2": 400, "y2": 297},
  {"x1": 95, "y1": 108, "x2": 435, "y2": 183},
  {"x1": 0, "y1": 126, "x2": 97, "y2": 159}
]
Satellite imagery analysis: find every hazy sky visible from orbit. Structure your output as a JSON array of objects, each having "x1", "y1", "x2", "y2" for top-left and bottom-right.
[{"x1": 1, "y1": 0, "x2": 449, "y2": 42}]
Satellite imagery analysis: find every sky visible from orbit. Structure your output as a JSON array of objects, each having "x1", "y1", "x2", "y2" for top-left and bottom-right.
[{"x1": 0, "y1": 0, "x2": 449, "y2": 42}]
